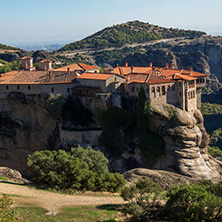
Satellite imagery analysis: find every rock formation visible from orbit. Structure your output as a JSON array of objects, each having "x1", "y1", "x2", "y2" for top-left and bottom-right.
[
  {"x1": 148, "y1": 104, "x2": 222, "y2": 181},
  {"x1": 0, "y1": 92, "x2": 58, "y2": 172}
]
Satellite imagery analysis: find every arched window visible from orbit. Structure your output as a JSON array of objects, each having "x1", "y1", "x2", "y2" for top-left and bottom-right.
[
  {"x1": 157, "y1": 86, "x2": 160, "y2": 96},
  {"x1": 151, "y1": 87, "x2": 155, "y2": 97},
  {"x1": 162, "y1": 86, "x2": 166, "y2": 95},
  {"x1": 167, "y1": 85, "x2": 170, "y2": 91},
  {"x1": 51, "y1": 87, "x2": 54, "y2": 93}
]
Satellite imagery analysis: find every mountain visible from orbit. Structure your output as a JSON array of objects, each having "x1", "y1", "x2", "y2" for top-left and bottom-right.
[
  {"x1": 0, "y1": 43, "x2": 19, "y2": 51},
  {"x1": 57, "y1": 20, "x2": 205, "y2": 52}
]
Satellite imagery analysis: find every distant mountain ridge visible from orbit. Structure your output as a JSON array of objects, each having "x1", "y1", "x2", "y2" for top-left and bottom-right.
[{"x1": 58, "y1": 20, "x2": 206, "y2": 52}]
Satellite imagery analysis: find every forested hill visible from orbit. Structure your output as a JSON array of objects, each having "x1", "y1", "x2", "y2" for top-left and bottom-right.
[
  {"x1": 0, "y1": 43, "x2": 18, "y2": 51},
  {"x1": 58, "y1": 20, "x2": 206, "y2": 52}
]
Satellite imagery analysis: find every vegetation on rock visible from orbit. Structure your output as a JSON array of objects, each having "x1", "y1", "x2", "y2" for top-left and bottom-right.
[{"x1": 0, "y1": 195, "x2": 17, "y2": 221}]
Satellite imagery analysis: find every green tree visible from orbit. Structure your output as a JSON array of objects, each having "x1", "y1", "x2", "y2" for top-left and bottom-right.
[
  {"x1": 26, "y1": 146, "x2": 126, "y2": 192},
  {"x1": 163, "y1": 183, "x2": 222, "y2": 222},
  {"x1": 121, "y1": 178, "x2": 163, "y2": 221}
]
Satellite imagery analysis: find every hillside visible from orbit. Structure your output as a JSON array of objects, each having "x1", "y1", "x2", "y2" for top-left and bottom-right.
[
  {"x1": 58, "y1": 20, "x2": 205, "y2": 52},
  {"x1": 0, "y1": 43, "x2": 18, "y2": 51}
]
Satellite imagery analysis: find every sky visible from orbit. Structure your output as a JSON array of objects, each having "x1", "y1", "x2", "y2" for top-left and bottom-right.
[{"x1": 0, "y1": 0, "x2": 222, "y2": 47}]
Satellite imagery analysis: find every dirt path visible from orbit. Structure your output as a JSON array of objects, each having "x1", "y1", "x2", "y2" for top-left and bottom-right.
[{"x1": 0, "y1": 181, "x2": 124, "y2": 214}]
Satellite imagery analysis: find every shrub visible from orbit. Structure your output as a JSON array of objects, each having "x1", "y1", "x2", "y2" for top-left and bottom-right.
[
  {"x1": 120, "y1": 178, "x2": 163, "y2": 221},
  {"x1": 163, "y1": 183, "x2": 222, "y2": 222},
  {"x1": 0, "y1": 195, "x2": 17, "y2": 221},
  {"x1": 26, "y1": 146, "x2": 126, "y2": 192}
]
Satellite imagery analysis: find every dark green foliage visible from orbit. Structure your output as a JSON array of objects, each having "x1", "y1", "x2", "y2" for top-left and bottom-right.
[
  {"x1": 26, "y1": 146, "x2": 126, "y2": 192},
  {"x1": 58, "y1": 21, "x2": 205, "y2": 52},
  {"x1": 201, "y1": 102, "x2": 222, "y2": 115},
  {"x1": 164, "y1": 183, "x2": 222, "y2": 222},
  {"x1": 121, "y1": 178, "x2": 163, "y2": 221},
  {"x1": 207, "y1": 146, "x2": 222, "y2": 160},
  {"x1": 97, "y1": 105, "x2": 129, "y2": 156},
  {"x1": 0, "y1": 195, "x2": 17, "y2": 221},
  {"x1": 137, "y1": 87, "x2": 165, "y2": 167},
  {"x1": 0, "y1": 59, "x2": 21, "y2": 74},
  {"x1": 62, "y1": 96, "x2": 92, "y2": 128},
  {"x1": 46, "y1": 93, "x2": 65, "y2": 118}
]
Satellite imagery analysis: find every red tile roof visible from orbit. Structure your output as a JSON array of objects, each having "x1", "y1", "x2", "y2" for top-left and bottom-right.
[
  {"x1": 21, "y1": 56, "x2": 33, "y2": 60},
  {"x1": 76, "y1": 72, "x2": 113, "y2": 80},
  {"x1": 40, "y1": 59, "x2": 52, "y2": 63},
  {"x1": 53, "y1": 63, "x2": 99, "y2": 72}
]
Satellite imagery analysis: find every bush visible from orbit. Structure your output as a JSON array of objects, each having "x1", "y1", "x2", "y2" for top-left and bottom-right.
[
  {"x1": 0, "y1": 195, "x2": 17, "y2": 221},
  {"x1": 163, "y1": 183, "x2": 222, "y2": 222},
  {"x1": 26, "y1": 146, "x2": 126, "y2": 192},
  {"x1": 121, "y1": 178, "x2": 163, "y2": 221}
]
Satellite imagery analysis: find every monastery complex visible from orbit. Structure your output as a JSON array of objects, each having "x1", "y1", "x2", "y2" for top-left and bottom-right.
[{"x1": 0, "y1": 57, "x2": 207, "y2": 113}]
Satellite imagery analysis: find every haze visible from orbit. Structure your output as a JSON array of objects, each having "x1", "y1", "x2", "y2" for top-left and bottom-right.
[{"x1": 0, "y1": 0, "x2": 221, "y2": 48}]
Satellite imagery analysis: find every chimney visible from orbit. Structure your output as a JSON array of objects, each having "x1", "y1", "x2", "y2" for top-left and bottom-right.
[
  {"x1": 21, "y1": 56, "x2": 33, "y2": 70},
  {"x1": 124, "y1": 62, "x2": 128, "y2": 67},
  {"x1": 149, "y1": 62, "x2": 152, "y2": 68},
  {"x1": 189, "y1": 67, "x2": 193, "y2": 75},
  {"x1": 67, "y1": 67, "x2": 70, "y2": 73},
  {"x1": 115, "y1": 64, "x2": 119, "y2": 68},
  {"x1": 131, "y1": 66, "x2": 134, "y2": 73},
  {"x1": 170, "y1": 63, "x2": 175, "y2": 69},
  {"x1": 40, "y1": 59, "x2": 52, "y2": 71},
  {"x1": 165, "y1": 63, "x2": 169, "y2": 68}
]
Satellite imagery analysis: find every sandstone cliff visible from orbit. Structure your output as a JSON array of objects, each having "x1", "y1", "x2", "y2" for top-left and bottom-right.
[
  {"x1": 148, "y1": 104, "x2": 222, "y2": 181},
  {"x1": 0, "y1": 92, "x2": 58, "y2": 172}
]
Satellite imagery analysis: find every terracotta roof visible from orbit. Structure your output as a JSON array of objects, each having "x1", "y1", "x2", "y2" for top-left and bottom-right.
[
  {"x1": 53, "y1": 63, "x2": 99, "y2": 72},
  {"x1": 21, "y1": 56, "x2": 33, "y2": 60},
  {"x1": 40, "y1": 59, "x2": 52, "y2": 63},
  {"x1": 0, "y1": 70, "x2": 76, "y2": 84},
  {"x1": 173, "y1": 74, "x2": 197, "y2": 81},
  {"x1": 180, "y1": 70, "x2": 208, "y2": 77},
  {"x1": 76, "y1": 72, "x2": 113, "y2": 80},
  {"x1": 114, "y1": 66, "x2": 153, "y2": 75},
  {"x1": 78, "y1": 63, "x2": 99, "y2": 70},
  {"x1": 126, "y1": 73, "x2": 174, "y2": 85}
]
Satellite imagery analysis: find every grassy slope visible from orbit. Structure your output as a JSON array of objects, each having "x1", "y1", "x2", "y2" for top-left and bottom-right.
[{"x1": 58, "y1": 20, "x2": 205, "y2": 52}]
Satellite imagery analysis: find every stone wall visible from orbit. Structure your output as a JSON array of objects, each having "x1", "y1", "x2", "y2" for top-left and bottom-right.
[{"x1": 60, "y1": 129, "x2": 102, "y2": 146}]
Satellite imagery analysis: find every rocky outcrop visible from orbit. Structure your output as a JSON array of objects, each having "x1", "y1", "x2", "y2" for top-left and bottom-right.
[
  {"x1": 124, "y1": 168, "x2": 199, "y2": 190},
  {"x1": 0, "y1": 92, "x2": 58, "y2": 172},
  {"x1": 148, "y1": 104, "x2": 222, "y2": 181}
]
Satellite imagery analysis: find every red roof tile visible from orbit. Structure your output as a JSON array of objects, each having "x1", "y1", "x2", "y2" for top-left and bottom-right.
[
  {"x1": 76, "y1": 72, "x2": 113, "y2": 80},
  {"x1": 21, "y1": 56, "x2": 33, "y2": 60},
  {"x1": 40, "y1": 59, "x2": 52, "y2": 63}
]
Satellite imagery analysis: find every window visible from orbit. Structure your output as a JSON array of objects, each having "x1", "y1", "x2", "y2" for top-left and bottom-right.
[
  {"x1": 136, "y1": 87, "x2": 138, "y2": 92},
  {"x1": 179, "y1": 92, "x2": 182, "y2": 96},
  {"x1": 132, "y1": 87, "x2": 135, "y2": 92},
  {"x1": 67, "y1": 88, "x2": 70, "y2": 93},
  {"x1": 17, "y1": 85, "x2": 20, "y2": 90},
  {"x1": 179, "y1": 82, "x2": 182, "y2": 87},
  {"x1": 167, "y1": 85, "x2": 170, "y2": 91},
  {"x1": 51, "y1": 87, "x2": 54, "y2": 93},
  {"x1": 151, "y1": 87, "x2": 155, "y2": 97},
  {"x1": 157, "y1": 87, "x2": 160, "y2": 96},
  {"x1": 6, "y1": 85, "x2": 9, "y2": 90},
  {"x1": 162, "y1": 86, "x2": 166, "y2": 95},
  {"x1": 28, "y1": 85, "x2": 31, "y2": 90}
]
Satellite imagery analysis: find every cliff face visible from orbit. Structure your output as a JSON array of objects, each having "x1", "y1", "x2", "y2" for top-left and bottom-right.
[
  {"x1": 148, "y1": 104, "x2": 222, "y2": 181},
  {"x1": 0, "y1": 92, "x2": 58, "y2": 172}
]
